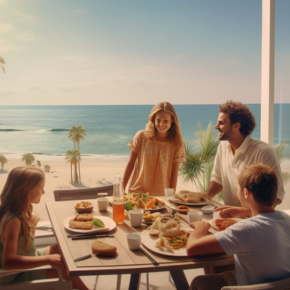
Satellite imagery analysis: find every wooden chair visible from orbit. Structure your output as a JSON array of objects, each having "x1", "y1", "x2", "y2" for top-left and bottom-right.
[
  {"x1": 0, "y1": 265, "x2": 72, "y2": 290},
  {"x1": 53, "y1": 185, "x2": 120, "y2": 290},
  {"x1": 53, "y1": 184, "x2": 113, "y2": 201},
  {"x1": 221, "y1": 277, "x2": 290, "y2": 290}
]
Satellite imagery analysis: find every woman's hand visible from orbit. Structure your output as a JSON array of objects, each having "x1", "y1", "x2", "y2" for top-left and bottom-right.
[
  {"x1": 47, "y1": 254, "x2": 64, "y2": 270},
  {"x1": 214, "y1": 206, "x2": 251, "y2": 218}
]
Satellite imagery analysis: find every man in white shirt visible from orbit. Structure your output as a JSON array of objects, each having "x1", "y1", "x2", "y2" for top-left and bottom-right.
[
  {"x1": 204, "y1": 101, "x2": 284, "y2": 218},
  {"x1": 186, "y1": 164, "x2": 290, "y2": 289}
]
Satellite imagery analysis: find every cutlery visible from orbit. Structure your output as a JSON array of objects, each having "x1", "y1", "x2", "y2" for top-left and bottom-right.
[
  {"x1": 73, "y1": 254, "x2": 92, "y2": 262},
  {"x1": 140, "y1": 247, "x2": 159, "y2": 266},
  {"x1": 72, "y1": 234, "x2": 114, "y2": 240},
  {"x1": 67, "y1": 232, "x2": 109, "y2": 238},
  {"x1": 35, "y1": 226, "x2": 53, "y2": 231}
]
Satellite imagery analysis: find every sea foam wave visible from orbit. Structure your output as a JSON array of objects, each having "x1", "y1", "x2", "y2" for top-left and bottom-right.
[{"x1": 0, "y1": 128, "x2": 70, "y2": 132}]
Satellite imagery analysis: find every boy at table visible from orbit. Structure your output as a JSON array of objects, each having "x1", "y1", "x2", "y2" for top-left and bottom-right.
[{"x1": 186, "y1": 163, "x2": 290, "y2": 290}]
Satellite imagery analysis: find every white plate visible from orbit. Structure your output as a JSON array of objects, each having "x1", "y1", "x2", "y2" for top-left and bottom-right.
[
  {"x1": 209, "y1": 218, "x2": 243, "y2": 231},
  {"x1": 168, "y1": 196, "x2": 207, "y2": 206},
  {"x1": 63, "y1": 216, "x2": 116, "y2": 234},
  {"x1": 140, "y1": 229, "x2": 190, "y2": 257}
]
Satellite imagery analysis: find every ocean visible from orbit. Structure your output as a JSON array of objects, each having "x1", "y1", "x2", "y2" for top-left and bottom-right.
[{"x1": 1, "y1": 104, "x2": 290, "y2": 160}]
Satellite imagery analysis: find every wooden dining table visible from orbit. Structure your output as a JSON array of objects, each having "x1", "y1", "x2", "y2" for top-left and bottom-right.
[{"x1": 45, "y1": 197, "x2": 234, "y2": 290}]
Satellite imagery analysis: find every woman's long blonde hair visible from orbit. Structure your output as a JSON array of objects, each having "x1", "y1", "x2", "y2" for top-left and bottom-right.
[
  {"x1": 0, "y1": 166, "x2": 45, "y2": 247},
  {"x1": 145, "y1": 102, "x2": 184, "y2": 147}
]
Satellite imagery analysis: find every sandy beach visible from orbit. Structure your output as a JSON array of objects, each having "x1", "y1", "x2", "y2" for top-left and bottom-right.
[{"x1": 1, "y1": 158, "x2": 290, "y2": 221}]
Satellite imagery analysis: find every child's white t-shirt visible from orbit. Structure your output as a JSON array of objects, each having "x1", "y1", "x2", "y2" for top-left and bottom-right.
[{"x1": 215, "y1": 211, "x2": 290, "y2": 286}]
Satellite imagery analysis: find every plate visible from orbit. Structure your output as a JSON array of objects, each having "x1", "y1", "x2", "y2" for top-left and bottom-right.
[
  {"x1": 210, "y1": 218, "x2": 242, "y2": 231},
  {"x1": 140, "y1": 229, "x2": 190, "y2": 257},
  {"x1": 63, "y1": 216, "x2": 116, "y2": 234},
  {"x1": 168, "y1": 196, "x2": 207, "y2": 206}
]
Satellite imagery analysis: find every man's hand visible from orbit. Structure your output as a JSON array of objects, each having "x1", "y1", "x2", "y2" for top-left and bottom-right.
[
  {"x1": 214, "y1": 206, "x2": 251, "y2": 218},
  {"x1": 190, "y1": 221, "x2": 211, "y2": 231}
]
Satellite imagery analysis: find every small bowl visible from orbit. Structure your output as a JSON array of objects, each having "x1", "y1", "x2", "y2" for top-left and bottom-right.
[
  {"x1": 201, "y1": 205, "x2": 214, "y2": 214},
  {"x1": 75, "y1": 205, "x2": 94, "y2": 213},
  {"x1": 75, "y1": 202, "x2": 94, "y2": 213}
]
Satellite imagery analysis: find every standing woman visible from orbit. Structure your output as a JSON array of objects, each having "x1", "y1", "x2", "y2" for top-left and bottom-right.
[{"x1": 123, "y1": 102, "x2": 186, "y2": 196}]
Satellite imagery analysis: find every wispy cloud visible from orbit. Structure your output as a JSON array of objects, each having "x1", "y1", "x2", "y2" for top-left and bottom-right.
[
  {"x1": 0, "y1": 23, "x2": 13, "y2": 33},
  {"x1": 225, "y1": 60, "x2": 241, "y2": 65},
  {"x1": 12, "y1": 11, "x2": 37, "y2": 24},
  {"x1": 0, "y1": 39, "x2": 25, "y2": 53},
  {"x1": 14, "y1": 31, "x2": 37, "y2": 42},
  {"x1": 62, "y1": 8, "x2": 85, "y2": 15}
]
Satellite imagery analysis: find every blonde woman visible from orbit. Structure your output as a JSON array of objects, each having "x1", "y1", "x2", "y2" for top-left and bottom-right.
[
  {"x1": 123, "y1": 102, "x2": 186, "y2": 196},
  {"x1": 0, "y1": 166, "x2": 89, "y2": 289}
]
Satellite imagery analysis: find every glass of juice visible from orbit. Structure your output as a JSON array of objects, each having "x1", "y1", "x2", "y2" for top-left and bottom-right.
[{"x1": 113, "y1": 175, "x2": 124, "y2": 224}]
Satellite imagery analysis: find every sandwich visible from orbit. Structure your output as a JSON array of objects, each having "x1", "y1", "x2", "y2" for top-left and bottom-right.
[{"x1": 156, "y1": 220, "x2": 190, "y2": 252}]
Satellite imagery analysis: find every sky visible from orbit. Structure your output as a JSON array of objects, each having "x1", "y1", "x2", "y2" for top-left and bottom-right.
[{"x1": 0, "y1": 0, "x2": 289, "y2": 105}]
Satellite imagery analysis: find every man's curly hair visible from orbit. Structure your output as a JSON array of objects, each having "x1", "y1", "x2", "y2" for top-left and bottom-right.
[{"x1": 219, "y1": 101, "x2": 256, "y2": 136}]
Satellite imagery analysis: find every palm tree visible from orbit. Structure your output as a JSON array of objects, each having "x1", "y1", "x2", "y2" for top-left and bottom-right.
[
  {"x1": 68, "y1": 126, "x2": 86, "y2": 183},
  {"x1": 21, "y1": 153, "x2": 35, "y2": 166},
  {"x1": 179, "y1": 121, "x2": 223, "y2": 201},
  {"x1": 274, "y1": 143, "x2": 290, "y2": 185},
  {"x1": 0, "y1": 154, "x2": 8, "y2": 170},
  {"x1": 65, "y1": 149, "x2": 81, "y2": 184},
  {"x1": 0, "y1": 56, "x2": 5, "y2": 74}
]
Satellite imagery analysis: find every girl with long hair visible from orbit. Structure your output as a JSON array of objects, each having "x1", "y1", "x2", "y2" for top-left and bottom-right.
[
  {"x1": 0, "y1": 166, "x2": 89, "y2": 289},
  {"x1": 123, "y1": 102, "x2": 186, "y2": 196}
]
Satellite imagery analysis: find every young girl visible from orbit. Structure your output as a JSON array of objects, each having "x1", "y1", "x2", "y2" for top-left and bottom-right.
[
  {"x1": 123, "y1": 102, "x2": 186, "y2": 196},
  {"x1": 0, "y1": 166, "x2": 89, "y2": 289}
]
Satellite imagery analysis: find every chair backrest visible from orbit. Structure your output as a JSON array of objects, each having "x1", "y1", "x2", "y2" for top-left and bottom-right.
[
  {"x1": 221, "y1": 276, "x2": 290, "y2": 290},
  {"x1": 0, "y1": 266, "x2": 72, "y2": 290},
  {"x1": 53, "y1": 184, "x2": 113, "y2": 201}
]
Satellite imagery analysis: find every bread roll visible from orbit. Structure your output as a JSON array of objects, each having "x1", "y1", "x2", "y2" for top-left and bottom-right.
[
  {"x1": 69, "y1": 220, "x2": 93, "y2": 230},
  {"x1": 92, "y1": 241, "x2": 117, "y2": 256}
]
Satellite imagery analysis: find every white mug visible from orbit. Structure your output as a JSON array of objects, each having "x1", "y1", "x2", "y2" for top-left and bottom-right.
[
  {"x1": 127, "y1": 233, "x2": 141, "y2": 250},
  {"x1": 188, "y1": 211, "x2": 203, "y2": 223},
  {"x1": 128, "y1": 209, "x2": 144, "y2": 228},
  {"x1": 97, "y1": 197, "x2": 109, "y2": 211}
]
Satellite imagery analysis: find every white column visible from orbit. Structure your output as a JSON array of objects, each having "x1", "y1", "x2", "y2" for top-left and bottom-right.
[{"x1": 261, "y1": 0, "x2": 275, "y2": 146}]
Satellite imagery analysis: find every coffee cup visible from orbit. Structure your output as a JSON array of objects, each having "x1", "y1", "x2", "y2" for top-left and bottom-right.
[
  {"x1": 127, "y1": 233, "x2": 141, "y2": 250},
  {"x1": 188, "y1": 211, "x2": 203, "y2": 223},
  {"x1": 97, "y1": 197, "x2": 109, "y2": 211},
  {"x1": 165, "y1": 188, "x2": 174, "y2": 198},
  {"x1": 128, "y1": 209, "x2": 144, "y2": 228}
]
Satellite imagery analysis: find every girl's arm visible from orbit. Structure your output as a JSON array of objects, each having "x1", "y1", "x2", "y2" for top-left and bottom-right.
[
  {"x1": 170, "y1": 162, "x2": 181, "y2": 193},
  {"x1": 123, "y1": 150, "x2": 137, "y2": 191},
  {"x1": 3, "y1": 218, "x2": 63, "y2": 270}
]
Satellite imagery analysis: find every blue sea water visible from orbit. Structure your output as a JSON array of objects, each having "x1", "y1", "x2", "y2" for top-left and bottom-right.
[{"x1": 1, "y1": 104, "x2": 290, "y2": 159}]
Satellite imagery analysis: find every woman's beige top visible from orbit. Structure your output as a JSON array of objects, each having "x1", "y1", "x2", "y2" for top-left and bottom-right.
[{"x1": 128, "y1": 130, "x2": 186, "y2": 196}]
